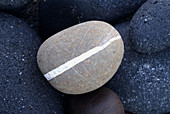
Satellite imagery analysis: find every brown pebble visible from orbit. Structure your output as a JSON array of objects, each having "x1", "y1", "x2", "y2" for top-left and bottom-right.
[{"x1": 64, "y1": 87, "x2": 125, "y2": 114}]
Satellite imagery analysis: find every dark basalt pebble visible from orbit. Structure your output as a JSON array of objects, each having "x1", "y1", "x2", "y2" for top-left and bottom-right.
[
  {"x1": 130, "y1": 0, "x2": 170, "y2": 53},
  {"x1": 0, "y1": 0, "x2": 31, "y2": 10},
  {"x1": 0, "y1": 12, "x2": 63, "y2": 113},
  {"x1": 39, "y1": 0, "x2": 147, "y2": 39},
  {"x1": 64, "y1": 87, "x2": 125, "y2": 114},
  {"x1": 106, "y1": 21, "x2": 170, "y2": 113}
]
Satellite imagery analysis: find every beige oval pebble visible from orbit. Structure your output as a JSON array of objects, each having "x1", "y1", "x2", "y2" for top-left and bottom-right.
[{"x1": 37, "y1": 21, "x2": 124, "y2": 94}]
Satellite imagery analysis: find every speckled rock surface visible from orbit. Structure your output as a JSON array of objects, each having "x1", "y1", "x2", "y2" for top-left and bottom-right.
[
  {"x1": 106, "y1": 21, "x2": 170, "y2": 113},
  {"x1": 0, "y1": 12, "x2": 63, "y2": 113},
  {"x1": 64, "y1": 87, "x2": 125, "y2": 114},
  {"x1": 39, "y1": 0, "x2": 147, "y2": 39},
  {"x1": 0, "y1": 0, "x2": 31, "y2": 10},
  {"x1": 11, "y1": 0, "x2": 41, "y2": 31},
  {"x1": 37, "y1": 21, "x2": 124, "y2": 94},
  {"x1": 130, "y1": 0, "x2": 170, "y2": 53}
]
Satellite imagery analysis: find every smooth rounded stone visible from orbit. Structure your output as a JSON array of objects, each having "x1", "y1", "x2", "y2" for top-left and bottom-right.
[
  {"x1": 0, "y1": 0, "x2": 31, "y2": 10},
  {"x1": 64, "y1": 87, "x2": 125, "y2": 114},
  {"x1": 106, "y1": 21, "x2": 170, "y2": 113},
  {"x1": 39, "y1": 0, "x2": 147, "y2": 39},
  {"x1": 0, "y1": 12, "x2": 63, "y2": 113},
  {"x1": 37, "y1": 21, "x2": 124, "y2": 94},
  {"x1": 130, "y1": 0, "x2": 170, "y2": 53}
]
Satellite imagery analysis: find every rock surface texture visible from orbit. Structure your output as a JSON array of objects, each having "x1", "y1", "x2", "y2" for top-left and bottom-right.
[
  {"x1": 39, "y1": 0, "x2": 147, "y2": 39},
  {"x1": 130, "y1": 0, "x2": 170, "y2": 53},
  {"x1": 106, "y1": 20, "x2": 170, "y2": 114},
  {"x1": 0, "y1": 12, "x2": 63, "y2": 113},
  {"x1": 64, "y1": 87, "x2": 125, "y2": 114},
  {"x1": 0, "y1": 0, "x2": 31, "y2": 10},
  {"x1": 37, "y1": 21, "x2": 124, "y2": 94}
]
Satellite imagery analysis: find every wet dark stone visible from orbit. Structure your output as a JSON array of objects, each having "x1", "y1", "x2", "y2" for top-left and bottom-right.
[
  {"x1": 130, "y1": 0, "x2": 170, "y2": 53},
  {"x1": 0, "y1": 0, "x2": 31, "y2": 10},
  {"x1": 106, "y1": 20, "x2": 170, "y2": 114},
  {"x1": 0, "y1": 12, "x2": 64, "y2": 113},
  {"x1": 39, "y1": 0, "x2": 147, "y2": 39}
]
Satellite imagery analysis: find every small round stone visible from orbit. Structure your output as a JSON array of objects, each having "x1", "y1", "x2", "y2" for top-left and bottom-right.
[
  {"x1": 37, "y1": 21, "x2": 124, "y2": 94},
  {"x1": 0, "y1": 0, "x2": 31, "y2": 10},
  {"x1": 130, "y1": 0, "x2": 170, "y2": 53},
  {"x1": 64, "y1": 87, "x2": 125, "y2": 114}
]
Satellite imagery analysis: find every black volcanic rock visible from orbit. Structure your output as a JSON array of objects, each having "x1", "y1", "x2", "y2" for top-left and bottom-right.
[
  {"x1": 39, "y1": 0, "x2": 147, "y2": 39},
  {"x1": 0, "y1": 0, "x2": 31, "y2": 10},
  {"x1": 0, "y1": 12, "x2": 63, "y2": 113},
  {"x1": 106, "y1": 20, "x2": 170, "y2": 113},
  {"x1": 130, "y1": 0, "x2": 170, "y2": 53}
]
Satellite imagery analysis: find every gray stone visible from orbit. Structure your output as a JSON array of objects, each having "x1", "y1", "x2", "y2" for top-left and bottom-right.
[
  {"x1": 0, "y1": 0, "x2": 31, "y2": 10},
  {"x1": 0, "y1": 12, "x2": 63, "y2": 113},
  {"x1": 106, "y1": 21, "x2": 170, "y2": 113},
  {"x1": 37, "y1": 21, "x2": 124, "y2": 94},
  {"x1": 130, "y1": 0, "x2": 170, "y2": 53}
]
